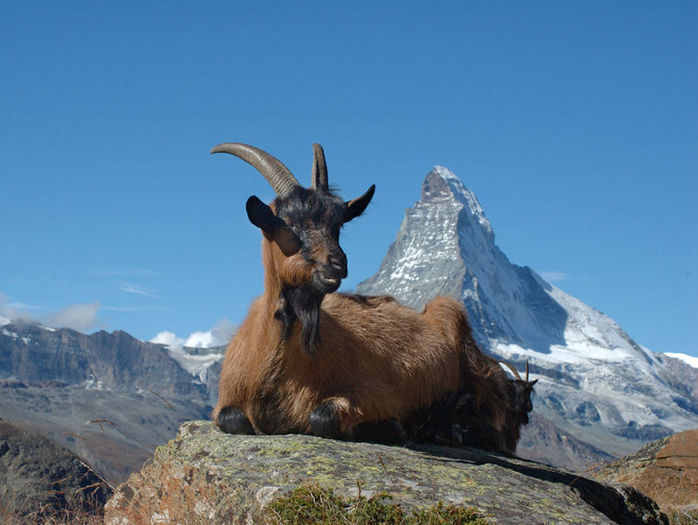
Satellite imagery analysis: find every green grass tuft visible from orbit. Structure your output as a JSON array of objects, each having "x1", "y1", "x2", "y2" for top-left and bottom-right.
[{"x1": 267, "y1": 485, "x2": 489, "y2": 524}]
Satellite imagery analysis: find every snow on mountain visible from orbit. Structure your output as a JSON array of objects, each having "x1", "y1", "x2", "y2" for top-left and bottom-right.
[
  {"x1": 664, "y1": 353, "x2": 698, "y2": 370},
  {"x1": 357, "y1": 166, "x2": 698, "y2": 465},
  {"x1": 158, "y1": 344, "x2": 223, "y2": 384}
]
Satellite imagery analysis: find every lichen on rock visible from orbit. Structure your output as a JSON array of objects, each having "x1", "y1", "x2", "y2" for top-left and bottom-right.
[{"x1": 105, "y1": 421, "x2": 668, "y2": 525}]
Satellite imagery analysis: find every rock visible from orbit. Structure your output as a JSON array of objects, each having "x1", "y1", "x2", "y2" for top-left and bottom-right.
[
  {"x1": 0, "y1": 421, "x2": 112, "y2": 518},
  {"x1": 105, "y1": 421, "x2": 667, "y2": 524},
  {"x1": 595, "y1": 429, "x2": 698, "y2": 517}
]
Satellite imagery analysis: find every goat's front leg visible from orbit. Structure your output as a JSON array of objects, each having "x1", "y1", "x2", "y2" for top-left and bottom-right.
[
  {"x1": 310, "y1": 397, "x2": 407, "y2": 444},
  {"x1": 310, "y1": 398, "x2": 345, "y2": 439},
  {"x1": 352, "y1": 418, "x2": 408, "y2": 444},
  {"x1": 216, "y1": 406, "x2": 255, "y2": 435}
]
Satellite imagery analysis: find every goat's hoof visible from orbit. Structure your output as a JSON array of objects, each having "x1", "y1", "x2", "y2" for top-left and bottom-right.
[
  {"x1": 353, "y1": 418, "x2": 407, "y2": 445},
  {"x1": 310, "y1": 401, "x2": 343, "y2": 440},
  {"x1": 217, "y1": 406, "x2": 254, "y2": 435}
]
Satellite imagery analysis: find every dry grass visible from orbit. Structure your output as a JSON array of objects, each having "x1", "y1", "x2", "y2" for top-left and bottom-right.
[
  {"x1": 665, "y1": 508, "x2": 698, "y2": 525},
  {"x1": 0, "y1": 412, "x2": 138, "y2": 523},
  {"x1": 0, "y1": 491, "x2": 106, "y2": 525}
]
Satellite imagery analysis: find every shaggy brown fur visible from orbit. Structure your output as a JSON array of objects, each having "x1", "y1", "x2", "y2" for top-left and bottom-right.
[{"x1": 215, "y1": 287, "x2": 509, "y2": 439}]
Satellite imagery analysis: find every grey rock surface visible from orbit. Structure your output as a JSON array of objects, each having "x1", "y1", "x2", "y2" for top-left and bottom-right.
[{"x1": 105, "y1": 421, "x2": 667, "y2": 525}]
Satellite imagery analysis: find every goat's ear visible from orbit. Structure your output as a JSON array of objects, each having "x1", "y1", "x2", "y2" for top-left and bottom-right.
[
  {"x1": 246, "y1": 196, "x2": 302, "y2": 256},
  {"x1": 528, "y1": 379, "x2": 538, "y2": 387},
  {"x1": 344, "y1": 184, "x2": 375, "y2": 223},
  {"x1": 246, "y1": 196, "x2": 280, "y2": 232}
]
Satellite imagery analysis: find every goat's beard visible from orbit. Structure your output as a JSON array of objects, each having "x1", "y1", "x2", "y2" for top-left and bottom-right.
[{"x1": 279, "y1": 285, "x2": 323, "y2": 356}]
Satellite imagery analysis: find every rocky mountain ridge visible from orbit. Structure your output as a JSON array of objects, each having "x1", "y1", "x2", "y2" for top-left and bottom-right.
[
  {"x1": 357, "y1": 166, "x2": 698, "y2": 467},
  {"x1": 0, "y1": 322, "x2": 215, "y2": 483}
]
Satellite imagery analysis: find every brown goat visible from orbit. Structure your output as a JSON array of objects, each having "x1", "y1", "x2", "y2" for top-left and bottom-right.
[{"x1": 211, "y1": 142, "x2": 534, "y2": 452}]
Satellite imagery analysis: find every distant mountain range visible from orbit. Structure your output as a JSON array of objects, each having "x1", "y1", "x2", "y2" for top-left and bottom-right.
[
  {"x1": 357, "y1": 166, "x2": 698, "y2": 469},
  {"x1": 0, "y1": 322, "x2": 218, "y2": 483},
  {"x1": 1, "y1": 166, "x2": 695, "y2": 478}
]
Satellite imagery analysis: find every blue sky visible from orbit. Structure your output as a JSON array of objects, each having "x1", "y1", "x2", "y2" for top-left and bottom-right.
[{"x1": 1, "y1": 2, "x2": 696, "y2": 356}]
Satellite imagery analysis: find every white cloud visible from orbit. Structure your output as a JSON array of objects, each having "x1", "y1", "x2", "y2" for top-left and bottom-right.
[
  {"x1": 1, "y1": 293, "x2": 103, "y2": 333},
  {"x1": 102, "y1": 305, "x2": 171, "y2": 312},
  {"x1": 91, "y1": 268, "x2": 165, "y2": 277},
  {"x1": 151, "y1": 318, "x2": 235, "y2": 349},
  {"x1": 540, "y1": 271, "x2": 571, "y2": 283},
  {"x1": 45, "y1": 302, "x2": 101, "y2": 332},
  {"x1": 0, "y1": 292, "x2": 37, "y2": 325},
  {"x1": 151, "y1": 330, "x2": 185, "y2": 346},
  {"x1": 184, "y1": 331, "x2": 216, "y2": 348},
  {"x1": 119, "y1": 281, "x2": 160, "y2": 299}
]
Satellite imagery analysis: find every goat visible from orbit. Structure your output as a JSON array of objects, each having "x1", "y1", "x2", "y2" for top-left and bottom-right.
[
  {"x1": 211, "y1": 142, "x2": 534, "y2": 452},
  {"x1": 408, "y1": 361, "x2": 537, "y2": 454}
]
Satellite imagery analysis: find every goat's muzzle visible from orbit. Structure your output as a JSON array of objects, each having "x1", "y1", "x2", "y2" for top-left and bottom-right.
[{"x1": 314, "y1": 252, "x2": 347, "y2": 293}]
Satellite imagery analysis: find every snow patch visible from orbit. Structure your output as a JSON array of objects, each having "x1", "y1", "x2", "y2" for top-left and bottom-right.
[
  {"x1": 82, "y1": 375, "x2": 108, "y2": 391},
  {"x1": 163, "y1": 345, "x2": 223, "y2": 383},
  {"x1": 151, "y1": 330, "x2": 184, "y2": 347},
  {"x1": 1, "y1": 327, "x2": 19, "y2": 338},
  {"x1": 664, "y1": 352, "x2": 698, "y2": 369}
]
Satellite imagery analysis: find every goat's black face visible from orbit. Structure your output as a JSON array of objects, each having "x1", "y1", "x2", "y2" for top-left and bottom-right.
[
  {"x1": 512, "y1": 379, "x2": 537, "y2": 424},
  {"x1": 279, "y1": 189, "x2": 348, "y2": 294},
  {"x1": 247, "y1": 186, "x2": 374, "y2": 295}
]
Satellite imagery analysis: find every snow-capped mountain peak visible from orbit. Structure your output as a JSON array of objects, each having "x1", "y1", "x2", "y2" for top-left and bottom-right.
[
  {"x1": 358, "y1": 166, "x2": 698, "y2": 466},
  {"x1": 425, "y1": 166, "x2": 494, "y2": 239}
]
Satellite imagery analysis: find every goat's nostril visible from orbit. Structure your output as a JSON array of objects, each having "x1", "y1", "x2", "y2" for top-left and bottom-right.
[
  {"x1": 324, "y1": 257, "x2": 347, "y2": 281},
  {"x1": 328, "y1": 253, "x2": 347, "y2": 270}
]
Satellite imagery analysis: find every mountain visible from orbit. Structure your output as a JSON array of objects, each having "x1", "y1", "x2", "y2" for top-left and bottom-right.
[
  {"x1": 0, "y1": 420, "x2": 111, "y2": 519},
  {"x1": 595, "y1": 429, "x2": 698, "y2": 521},
  {"x1": 357, "y1": 166, "x2": 698, "y2": 468},
  {"x1": 0, "y1": 322, "x2": 221, "y2": 483}
]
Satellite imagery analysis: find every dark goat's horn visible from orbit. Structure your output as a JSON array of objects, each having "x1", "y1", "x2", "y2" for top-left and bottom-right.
[
  {"x1": 525, "y1": 361, "x2": 530, "y2": 382},
  {"x1": 311, "y1": 143, "x2": 328, "y2": 192},
  {"x1": 500, "y1": 361, "x2": 522, "y2": 380},
  {"x1": 211, "y1": 143, "x2": 301, "y2": 199}
]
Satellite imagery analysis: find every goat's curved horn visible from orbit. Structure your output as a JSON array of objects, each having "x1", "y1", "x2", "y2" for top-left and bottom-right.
[
  {"x1": 211, "y1": 143, "x2": 301, "y2": 199},
  {"x1": 311, "y1": 143, "x2": 328, "y2": 192},
  {"x1": 500, "y1": 361, "x2": 522, "y2": 380},
  {"x1": 525, "y1": 361, "x2": 530, "y2": 382}
]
